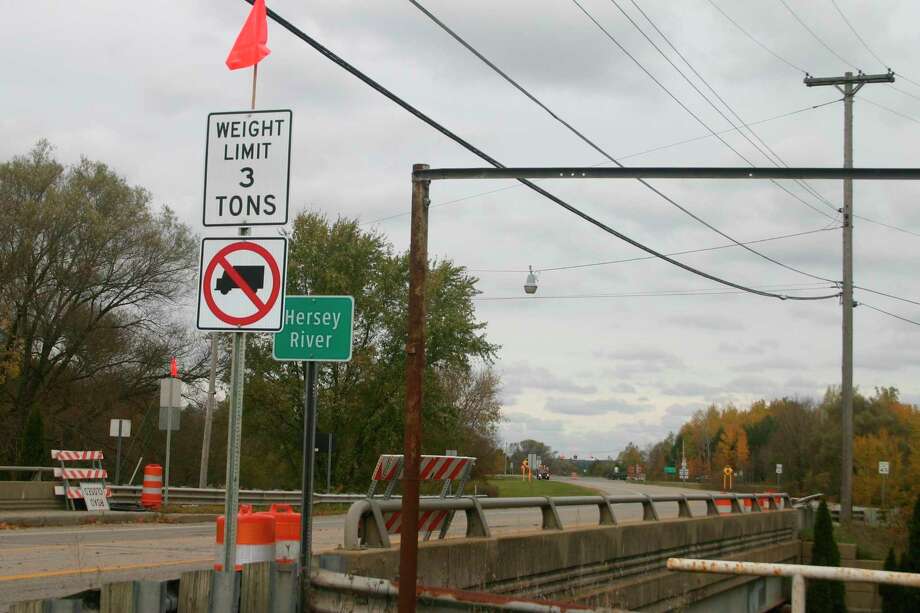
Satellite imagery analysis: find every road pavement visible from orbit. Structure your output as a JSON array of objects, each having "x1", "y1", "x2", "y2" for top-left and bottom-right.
[{"x1": 0, "y1": 479, "x2": 719, "y2": 609}]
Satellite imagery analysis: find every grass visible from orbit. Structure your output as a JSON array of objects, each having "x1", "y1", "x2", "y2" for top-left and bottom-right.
[
  {"x1": 800, "y1": 522, "x2": 901, "y2": 560},
  {"x1": 481, "y1": 478, "x2": 599, "y2": 498}
]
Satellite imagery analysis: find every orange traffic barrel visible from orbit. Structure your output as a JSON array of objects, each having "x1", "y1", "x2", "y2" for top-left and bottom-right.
[
  {"x1": 140, "y1": 464, "x2": 163, "y2": 510},
  {"x1": 214, "y1": 505, "x2": 275, "y2": 571},
  {"x1": 268, "y1": 503, "x2": 301, "y2": 565}
]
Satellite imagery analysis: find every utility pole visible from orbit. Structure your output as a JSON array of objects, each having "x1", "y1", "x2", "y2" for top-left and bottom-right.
[
  {"x1": 199, "y1": 333, "x2": 218, "y2": 488},
  {"x1": 804, "y1": 70, "x2": 894, "y2": 522},
  {"x1": 397, "y1": 163, "x2": 429, "y2": 613}
]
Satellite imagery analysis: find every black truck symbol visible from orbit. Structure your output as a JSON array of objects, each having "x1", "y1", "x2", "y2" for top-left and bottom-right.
[{"x1": 216, "y1": 266, "x2": 265, "y2": 295}]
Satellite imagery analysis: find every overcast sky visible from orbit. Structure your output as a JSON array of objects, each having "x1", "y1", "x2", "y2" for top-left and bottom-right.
[{"x1": 5, "y1": 1, "x2": 919, "y2": 458}]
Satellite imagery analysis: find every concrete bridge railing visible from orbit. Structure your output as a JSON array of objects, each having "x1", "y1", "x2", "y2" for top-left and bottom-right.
[{"x1": 346, "y1": 492, "x2": 792, "y2": 549}]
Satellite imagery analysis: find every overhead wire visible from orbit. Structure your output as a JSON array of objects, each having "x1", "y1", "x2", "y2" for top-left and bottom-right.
[
  {"x1": 622, "y1": 0, "x2": 840, "y2": 217},
  {"x1": 706, "y1": 0, "x2": 920, "y2": 239},
  {"x1": 475, "y1": 284, "x2": 840, "y2": 302},
  {"x1": 468, "y1": 226, "x2": 839, "y2": 273},
  {"x1": 364, "y1": 98, "x2": 841, "y2": 226},
  {"x1": 853, "y1": 285, "x2": 920, "y2": 308},
  {"x1": 706, "y1": 0, "x2": 807, "y2": 74},
  {"x1": 408, "y1": 0, "x2": 838, "y2": 284},
  {"x1": 254, "y1": 0, "x2": 840, "y2": 302},
  {"x1": 828, "y1": 0, "x2": 920, "y2": 107},
  {"x1": 777, "y1": 0, "x2": 861, "y2": 70},
  {"x1": 858, "y1": 302, "x2": 920, "y2": 327},
  {"x1": 861, "y1": 97, "x2": 920, "y2": 126}
]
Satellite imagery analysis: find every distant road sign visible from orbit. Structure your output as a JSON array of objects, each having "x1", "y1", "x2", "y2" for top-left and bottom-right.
[
  {"x1": 203, "y1": 109, "x2": 292, "y2": 227},
  {"x1": 776, "y1": 464, "x2": 783, "y2": 475},
  {"x1": 273, "y1": 296, "x2": 354, "y2": 361},
  {"x1": 664, "y1": 466, "x2": 676, "y2": 475},
  {"x1": 879, "y1": 461, "x2": 890, "y2": 475},
  {"x1": 109, "y1": 419, "x2": 131, "y2": 438},
  {"x1": 80, "y1": 481, "x2": 110, "y2": 511},
  {"x1": 197, "y1": 237, "x2": 288, "y2": 332}
]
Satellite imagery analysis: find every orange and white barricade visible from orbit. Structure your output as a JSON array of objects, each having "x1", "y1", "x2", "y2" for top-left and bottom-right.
[
  {"x1": 51, "y1": 450, "x2": 111, "y2": 511},
  {"x1": 141, "y1": 464, "x2": 163, "y2": 510},
  {"x1": 214, "y1": 505, "x2": 275, "y2": 571},
  {"x1": 269, "y1": 503, "x2": 301, "y2": 565},
  {"x1": 367, "y1": 454, "x2": 476, "y2": 540}
]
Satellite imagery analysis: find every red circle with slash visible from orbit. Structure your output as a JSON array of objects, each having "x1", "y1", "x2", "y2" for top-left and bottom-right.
[{"x1": 203, "y1": 241, "x2": 282, "y2": 326}]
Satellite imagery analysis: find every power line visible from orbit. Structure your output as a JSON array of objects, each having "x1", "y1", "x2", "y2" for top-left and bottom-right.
[
  {"x1": 469, "y1": 226, "x2": 839, "y2": 273},
  {"x1": 706, "y1": 1, "x2": 920, "y2": 239},
  {"x1": 827, "y1": 1, "x2": 920, "y2": 93},
  {"x1": 853, "y1": 285, "x2": 920, "y2": 307},
  {"x1": 862, "y1": 96, "x2": 920, "y2": 126},
  {"x1": 256, "y1": 1, "x2": 840, "y2": 302},
  {"x1": 365, "y1": 99, "x2": 841, "y2": 226},
  {"x1": 828, "y1": 0, "x2": 887, "y2": 69},
  {"x1": 475, "y1": 285, "x2": 840, "y2": 302},
  {"x1": 854, "y1": 212, "x2": 920, "y2": 238},
  {"x1": 411, "y1": 0, "x2": 837, "y2": 283},
  {"x1": 778, "y1": 0, "x2": 861, "y2": 70},
  {"x1": 706, "y1": 0, "x2": 807, "y2": 74},
  {"x1": 623, "y1": 0, "x2": 840, "y2": 216},
  {"x1": 859, "y1": 301, "x2": 920, "y2": 327}
]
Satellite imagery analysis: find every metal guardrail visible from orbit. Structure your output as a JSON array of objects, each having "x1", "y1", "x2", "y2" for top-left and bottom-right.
[
  {"x1": 0, "y1": 466, "x2": 56, "y2": 481},
  {"x1": 667, "y1": 557, "x2": 920, "y2": 613},
  {"x1": 109, "y1": 485, "x2": 366, "y2": 506},
  {"x1": 345, "y1": 491, "x2": 792, "y2": 549}
]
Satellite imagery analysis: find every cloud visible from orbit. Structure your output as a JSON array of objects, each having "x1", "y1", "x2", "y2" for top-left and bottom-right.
[
  {"x1": 500, "y1": 362, "x2": 597, "y2": 403},
  {"x1": 658, "y1": 381, "x2": 723, "y2": 396},
  {"x1": 668, "y1": 313, "x2": 745, "y2": 331},
  {"x1": 544, "y1": 396, "x2": 652, "y2": 416}
]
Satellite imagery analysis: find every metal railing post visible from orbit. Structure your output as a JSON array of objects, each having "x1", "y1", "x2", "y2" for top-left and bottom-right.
[{"x1": 791, "y1": 574, "x2": 805, "y2": 613}]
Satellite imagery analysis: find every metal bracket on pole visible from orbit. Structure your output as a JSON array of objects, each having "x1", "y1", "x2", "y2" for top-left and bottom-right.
[
  {"x1": 642, "y1": 495, "x2": 660, "y2": 521},
  {"x1": 677, "y1": 495, "x2": 693, "y2": 518},
  {"x1": 729, "y1": 495, "x2": 743, "y2": 514},
  {"x1": 598, "y1": 498, "x2": 617, "y2": 525},
  {"x1": 706, "y1": 494, "x2": 720, "y2": 516},
  {"x1": 464, "y1": 497, "x2": 491, "y2": 538},
  {"x1": 749, "y1": 496, "x2": 763, "y2": 513},
  {"x1": 541, "y1": 497, "x2": 563, "y2": 530}
]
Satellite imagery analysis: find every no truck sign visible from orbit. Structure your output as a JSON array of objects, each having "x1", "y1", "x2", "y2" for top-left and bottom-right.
[
  {"x1": 203, "y1": 109, "x2": 292, "y2": 227},
  {"x1": 196, "y1": 237, "x2": 288, "y2": 332}
]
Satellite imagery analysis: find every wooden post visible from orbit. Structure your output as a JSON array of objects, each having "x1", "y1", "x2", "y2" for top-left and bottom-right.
[
  {"x1": 397, "y1": 164, "x2": 429, "y2": 613},
  {"x1": 178, "y1": 569, "x2": 213, "y2": 613},
  {"x1": 241, "y1": 562, "x2": 272, "y2": 613}
]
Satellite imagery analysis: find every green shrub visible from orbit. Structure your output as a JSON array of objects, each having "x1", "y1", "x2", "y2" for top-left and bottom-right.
[{"x1": 806, "y1": 500, "x2": 847, "y2": 613}]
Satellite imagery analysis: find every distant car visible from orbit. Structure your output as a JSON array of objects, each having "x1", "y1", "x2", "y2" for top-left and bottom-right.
[
  {"x1": 606, "y1": 471, "x2": 626, "y2": 480},
  {"x1": 535, "y1": 466, "x2": 551, "y2": 480}
]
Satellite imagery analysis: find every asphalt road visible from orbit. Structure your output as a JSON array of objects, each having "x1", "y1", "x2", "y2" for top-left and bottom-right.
[{"x1": 0, "y1": 479, "x2": 718, "y2": 609}]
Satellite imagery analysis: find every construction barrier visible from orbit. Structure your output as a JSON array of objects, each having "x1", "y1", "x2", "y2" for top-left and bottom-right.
[
  {"x1": 51, "y1": 449, "x2": 111, "y2": 510},
  {"x1": 141, "y1": 464, "x2": 163, "y2": 510},
  {"x1": 269, "y1": 503, "x2": 301, "y2": 565},
  {"x1": 214, "y1": 505, "x2": 275, "y2": 571}
]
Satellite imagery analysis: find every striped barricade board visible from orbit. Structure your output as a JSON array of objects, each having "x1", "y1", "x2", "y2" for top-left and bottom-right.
[
  {"x1": 367, "y1": 454, "x2": 477, "y2": 538},
  {"x1": 51, "y1": 449, "x2": 110, "y2": 511}
]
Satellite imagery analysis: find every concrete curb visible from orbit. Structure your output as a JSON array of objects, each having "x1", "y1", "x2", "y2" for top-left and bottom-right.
[{"x1": 0, "y1": 511, "x2": 219, "y2": 529}]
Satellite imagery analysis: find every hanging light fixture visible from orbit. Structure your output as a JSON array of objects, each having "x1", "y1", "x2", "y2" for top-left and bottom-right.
[{"x1": 523, "y1": 265, "x2": 538, "y2": 294}]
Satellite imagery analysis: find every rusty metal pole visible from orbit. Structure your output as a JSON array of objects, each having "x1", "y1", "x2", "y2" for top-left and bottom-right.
[{"x1": 397, "y1": 163, "x2": 429, "y2": 613}]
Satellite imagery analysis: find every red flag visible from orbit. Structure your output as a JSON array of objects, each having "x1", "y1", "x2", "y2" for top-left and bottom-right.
[
  {"x1": 170, "y1": 357, "x2": 178, "y2": 378},
  {"x1": 226, "y1": 0, "x2": 271, "y2": 70}
]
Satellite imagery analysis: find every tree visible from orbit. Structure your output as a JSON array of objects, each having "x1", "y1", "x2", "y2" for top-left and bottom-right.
[
  {"x1": 0, "y1": 143, "x2": 205, "y2": 464},
  {"x1": 19, "y1": 407, "x2": 45, "y2": 466},
  {"x1": 236, "y1": 213, "x2": 501, "y2": 490},
  {"x1": 880, "y1": 547, "x2": 902, "y2": 613},
  {"x1": 807, "y1": 500, "x2": 847, "y2": 613},
  {"x1": 903, "y1": 495, "x2": 920, "y2": 610}
]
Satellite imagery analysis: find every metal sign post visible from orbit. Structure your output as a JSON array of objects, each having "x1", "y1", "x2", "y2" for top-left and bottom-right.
[
  {"x1": 273, "y1": 296, "x2": 354, "y2": 612},
  {"x1": 159, "y1": 379, "x2": 183, "y2": 506},
  {"x1": 879, "y1": 461, "x2": 889, "y2": 508},
  {"x1": 109, "y1": 419, "x2": 131, "y2": 485}
]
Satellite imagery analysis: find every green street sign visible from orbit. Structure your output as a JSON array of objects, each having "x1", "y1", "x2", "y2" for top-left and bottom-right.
[
  {"x1": 664, "y1": 466, "x2": 676, "y2": 475},
  {"x1": 272, "y1": 295, "x2": 354, "y2": 362}
]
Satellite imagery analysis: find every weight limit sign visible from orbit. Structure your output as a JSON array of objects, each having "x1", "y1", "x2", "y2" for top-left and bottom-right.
[{"x1": 196, "y1": 237, "x2": 288, "y2": 332}]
